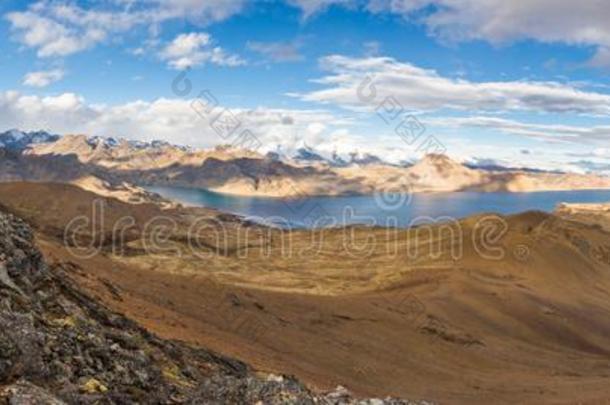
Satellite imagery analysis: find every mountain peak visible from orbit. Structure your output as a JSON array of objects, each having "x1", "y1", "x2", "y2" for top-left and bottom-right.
[
  {"x1": 407, "y1": 153, "x2": 476, "y2": 185},
  {"x1": 421, "y1": 153, "x2": 454, "y2": 163},
  {"x1": 0, "y1": 129, "x2": 59, "y2": 151},
  {"x1": 293, "y1": 146, "x2": 325, "y2": 162},
  {"x1": 350, "y1": 152, "x2": 384, "y2": 166},
  {"x1": 415, "y1": 153, "x2": 467, "y2": 170}
]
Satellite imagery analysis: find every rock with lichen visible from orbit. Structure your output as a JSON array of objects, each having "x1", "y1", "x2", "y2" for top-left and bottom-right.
[{"x1": 0, "y1": 210, "x2": 423, "y2": 404}]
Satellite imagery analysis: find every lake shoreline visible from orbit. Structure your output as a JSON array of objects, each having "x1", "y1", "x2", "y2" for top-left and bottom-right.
[{"x1": 146, "y1": 185, "x2": 610, "y2": 229}]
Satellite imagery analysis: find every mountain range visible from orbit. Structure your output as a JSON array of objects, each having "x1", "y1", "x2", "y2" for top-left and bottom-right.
[
  {"x1": 2, "y1": 129, "x2": 610, "y2": 200},
  {"x1": 2, "y1": 131, "x2": 610, "y2": 403},
  {"x1": 0, "y1": 129, "x2": 59, "y2": 151}
]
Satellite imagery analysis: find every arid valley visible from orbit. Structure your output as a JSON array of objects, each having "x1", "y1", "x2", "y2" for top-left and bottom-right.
[
  {"x1": 1, "y1": 171, "x2": 610, "y2": 403},
  {"x1": 2, "y1": 1, "x2": 610, "y2": 403}
]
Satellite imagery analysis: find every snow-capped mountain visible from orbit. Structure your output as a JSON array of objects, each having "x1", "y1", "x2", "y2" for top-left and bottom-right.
[
  {"x1": 0, "y1": 130, "x2": 59, "y2": 151},
  {"x1": 464, "y1": 158, "x2": 563, "y2": 174},
  {"x1": 330, "y1": 151, "x2": 349, "y2": 167},
  {"x1": 2, "y1": 129, "x2": 609, "y2": 198},
  {"x1": 350, "y1": 152, "x2": 385, "y2": 166},
  {"x1": 84, "y1": 135, "x2": 190, "y2": 151},
  {"x1": 0, "y1": 129, "x2": 198, "y2": 156},
  {"x1": 292, "y1": 147, "x2": 392, "y2": 167},
  {"x1": 86, "y1": 136, "x2": 121, "y2": 148},
  {"x1": 293, "y1": 146, "x2": 326, "y2": 162}
]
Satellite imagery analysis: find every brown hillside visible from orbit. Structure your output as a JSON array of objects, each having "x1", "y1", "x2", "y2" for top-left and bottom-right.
[{"x1": 1, "y1": 182, "x2": 609, "y2": 403}]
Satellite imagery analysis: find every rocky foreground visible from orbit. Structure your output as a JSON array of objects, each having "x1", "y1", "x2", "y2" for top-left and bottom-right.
[
  {"x1": 0, "y1": 210, "x2": 419, "y2": 404},
  {"x1": 1, "y1": 183, "x2": 610, "y2": 403}
]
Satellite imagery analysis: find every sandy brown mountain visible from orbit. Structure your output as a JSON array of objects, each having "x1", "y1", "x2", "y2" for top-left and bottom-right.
[
  {"x1": 12, "y1": 134, "x2": 610, "y2": 198},
  {"x1": 1, "y1": 182, "x2": 610, "y2": 404}
]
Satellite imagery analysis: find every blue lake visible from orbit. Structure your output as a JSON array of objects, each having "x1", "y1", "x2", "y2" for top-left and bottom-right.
[{"x1": 147, "y1": 186, "x2": 610, "y2": 229}]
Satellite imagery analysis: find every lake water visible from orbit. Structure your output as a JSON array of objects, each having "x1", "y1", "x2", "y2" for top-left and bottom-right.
[{"x1": 147, "y1": 186, "x2": 610, "y2": 229}]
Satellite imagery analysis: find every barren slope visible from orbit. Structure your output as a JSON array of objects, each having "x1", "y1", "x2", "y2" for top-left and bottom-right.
[
  {"x1": 1, "y1": 183, "x2": 609, "y2": 404},
  {"x1": 0, "y1": 205, "x2": 410, "y2": 403}
]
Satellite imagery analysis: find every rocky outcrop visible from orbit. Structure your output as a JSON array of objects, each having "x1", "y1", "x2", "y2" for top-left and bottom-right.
[
  {"x1": 0, "y1": 209, "x2": 417, "y2": 403},
  {"x1": 556, "y1": 202, "x2": 610, "y2": 232}
]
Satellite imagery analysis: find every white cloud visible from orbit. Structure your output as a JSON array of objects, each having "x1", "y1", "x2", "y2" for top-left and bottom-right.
[
  {"x1": 430, "y1": 116, "x2": 610, "y2": 145},
  {"x1": 159, "y1": 33, "x2": 245, "y2": 69},
  {"x1": 0, "y1": 89, "x2": 420, "y2": 164},
  {"x1": 22, "y1": 69, "x2": 65, "y2": 87},
  {"x1": 142, "y1": 0, "x2": 247, "y2": 24},
  {"x1": 5, "y1": 2, "x2": 140, "y2": 57},
  {"x1": 367, "y1": 0, "x2": 610, "y2": 67},
  {"x1": 9, "y1": 0, "x2": 610, "y2": 67},
  {"x1": 5, "y1": 0, "x2": 247, "y2": 58},
  {"x1": 292, "y1": 55, "x2": 610, "y2": 115},
  {"x1": 6, "y1": 90, "x2": 610, "y2": 170},
  {"x1": 0, "y1": 90, "x2": 352, "y2": 152},
  {"x1": 286, "y1": 0, "x2": 352, "y2": 19},
  {"x1": 567, "y1": 148, "x2": 610, "y2": 159}
]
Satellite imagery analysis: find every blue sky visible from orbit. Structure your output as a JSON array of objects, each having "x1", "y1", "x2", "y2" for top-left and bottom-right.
[{"x1": 1, "y1": 0, "x2": 610, "y2": 173}]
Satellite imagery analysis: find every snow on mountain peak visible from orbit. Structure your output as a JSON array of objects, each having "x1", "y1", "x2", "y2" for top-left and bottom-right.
[{"x1": 0, "y1": 129, "x2": 59, "y2": 151}]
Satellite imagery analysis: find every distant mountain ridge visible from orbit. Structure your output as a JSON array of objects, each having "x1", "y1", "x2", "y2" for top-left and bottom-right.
[
  {"x1": 1, "y1": 130, "x2": 610, "y2": 198},
  {"x1": 284, "y1": 146, "x2": 390, "y2": 168},
  {"x1": 464, "y1": 161, "x2": 564, "y2": 174},
  {"x1": 0, "y1": 129, "x2": 558, "y2": 173},
  {"x1": 0, "y1": 129, "x2": 60, "y2": 151}
]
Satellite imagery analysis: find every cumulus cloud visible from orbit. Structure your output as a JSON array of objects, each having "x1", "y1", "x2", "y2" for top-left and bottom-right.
[
  {"x1": 22, "y1": 69, "x2": 65, "y2": 87},
  {"x1": 0, "y1": 90, "x2": 423, "y2": 163},
  {"x1": 159, "y1": 33, "x2": 245, "y2": 69},
  {"x1": 292, "y1": 55, "x2": 610, "y2": 115},
  {"x1": 6, "y1": 89, "x2": 609, "y2": 169},
  {"x1": 5, "y1": 2, "x2": 141, "y2": 57},
  {"x1": 367, "y1": 0, "x2": 610, "y2": 67},
  {"x1": 9, "y1": 0, "x2": 610, "y2": 66},
  {"x1": 0, "y1": 90, "x2": 353, "y2": 152},
  {"x1": 5, "y1": 0, "x2": 247, "y2": 58}
]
